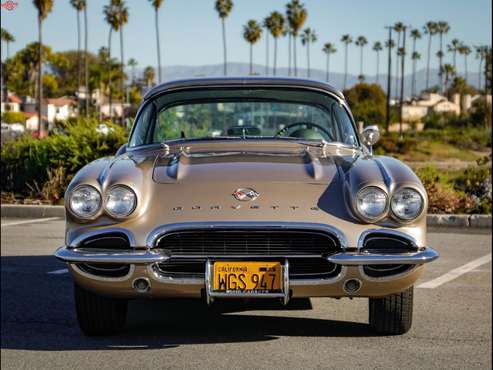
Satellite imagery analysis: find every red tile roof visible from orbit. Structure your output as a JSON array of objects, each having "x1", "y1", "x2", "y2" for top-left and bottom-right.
[
  {"x1": 46, "y1": 98, "x2": 76, "y2": 106},
  {"x1": 7, "y1": 95, "x2": 22, "y2": 104}
]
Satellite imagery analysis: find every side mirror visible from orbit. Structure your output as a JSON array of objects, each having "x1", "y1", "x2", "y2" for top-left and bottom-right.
[
  {"x1": 116, "y1": 143, "x2": 127, "y2": 156},
  {"x1": 361, "y1": 125, "x2": 380, "y2": 155}
]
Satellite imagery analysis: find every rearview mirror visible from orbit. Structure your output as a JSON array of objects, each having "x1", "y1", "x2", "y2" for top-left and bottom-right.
[
  {"x1": 116, "y1": 143, "x2": 127, "y2": 156},
  {"x1": 361, "y1": 125, "x2": 380, "y2": 155}
]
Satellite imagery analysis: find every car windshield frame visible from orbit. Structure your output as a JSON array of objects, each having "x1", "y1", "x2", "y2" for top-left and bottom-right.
[{"x1": 128, "y1": 86, "x2": 361, "y2": 149}]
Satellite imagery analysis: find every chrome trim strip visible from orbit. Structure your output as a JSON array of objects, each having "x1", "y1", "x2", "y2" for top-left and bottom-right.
[
  {"x1": 54, "y1": 246, "x2": 168, "y2": 264},
  {"x1": 327, "y1": 246, "x2": 439, "y2": 265},
  {"x1": 146, "y1": 221, "x2": 348, "y2": 250},
  {"x1": 68, "y1": 227, "x2": 137, "y2": 248},
  {"x1": 357, "y1": 228, "x2": 421, "y2": 250},
  {"x1": 71, "y1": 263, "x2": 136, "y2": 282}
]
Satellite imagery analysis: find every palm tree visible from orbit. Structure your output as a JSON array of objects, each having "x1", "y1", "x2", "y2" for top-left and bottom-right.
[
  {"x1": 340, "y1": 34, "x2": 352, "y2": 89},
  {"x1": 286, "y1": 0, "x2": 307, "y2": 77},
  {"x1": 115, "y1": 0, "x2": 128, "y2": 124},
  {"x1": 149, "y1": 0, "x2": 164, "y2": 83},
  {"x1": 410, "y1": 29, "x2": 421, "y2": 96},
  {"x1": 144, "y1": 66, "x2": 155, "y2": 88},
  {"x1": 458, "y1": 44, "x2": 471, "y2": 83},
  {"x1": 475, "y1": 45, "x2": 488, "y2": 91},
  {"x1": 372, "y1": 41, "x2": 382, "y2": 84},
  {"x1": 301, "y1": 28, "x2": 317, "y2": 78},
  {"x1": 33, "y1": 0, "x2": 54, "y2": 137},
  {"x1": 265, "y1": 11, "x2": 285, "y2": 76},
  {"x1": 128, "y1": 58, "x2": 138, "y2": 84},
  {"x1": 447, "y1": 38, "x2": 461, "y2": 70},
  {"x1": 0, "y1": 28, "x2": 14, "y2": 59},
  {"x1": 393, "y1": 22, "x2": 404, "y2": 97},
  {"x1": 70, "y1": 0, "x2": 85, "y2": 94},
  {"x1": 263, "y1": 17, "x2": 272, "y2": 75},
  {"x1": 441, "y1": 63, "x2": 455, "y2": 94},
  {"x1": 103, "y1": 2, "x2": 118, "y2": 121},
  {"x1": 411, "y1": 52, "x2": 421, "y2": 96},
  {"x1": 322, "y1": 42, "x2": 336, "y2": 82},
  {"x1": 423, "y1": 21, "x2": 437, "y2": 90},
  {"x1": 243, "y1": 20, "x2": 262, "y2": 75},
  {"x1": 436, "y1": 21, "x2": 450, "y2": 92},
  {"x1": 215, "y1": 0, "x2": 233, "y2": 76},
  {"x1": 355, "y1": 35, "x2": 367, "y2": 82},
  {"x1": 83, "y1": 0, "x2": 88, "y2": 117}
]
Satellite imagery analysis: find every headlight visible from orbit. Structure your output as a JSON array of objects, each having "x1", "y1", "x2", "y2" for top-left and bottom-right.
[
  {"x1": 69, "y1": 185, "x2": 102, "y2": 218},
  {"x1": 104, "y1": 185, "x2": 137, "y2": 218},
  {"x1": 356, "y1": 186, "x2": 388, "y2": 222},
  {"x1": 391, "y1": 188, "x2": 423, "y2": 221}
]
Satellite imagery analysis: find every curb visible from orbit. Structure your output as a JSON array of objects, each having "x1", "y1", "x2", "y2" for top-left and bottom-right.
[{"x1": 1, "y1": 205, "x2": 491, "y2": 229}]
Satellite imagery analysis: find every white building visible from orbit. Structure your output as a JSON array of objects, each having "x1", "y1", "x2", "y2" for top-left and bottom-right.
[
  {"x1": 402, "y1": 93, "x2": 461, "y2": 122},
  {"x1": 0, "y1": 94, "x2": 22, "y2": 113},
  {"x1": 23, "y1": 97, "x2": 77, "y2": 125}
]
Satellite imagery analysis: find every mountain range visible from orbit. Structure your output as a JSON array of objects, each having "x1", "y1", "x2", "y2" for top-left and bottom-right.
[{"x1": 138, "y1": 62, "x2": 483, "y2": 98}]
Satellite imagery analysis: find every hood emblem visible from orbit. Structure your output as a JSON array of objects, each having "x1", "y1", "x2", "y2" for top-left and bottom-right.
[{"x1": 233, "y1": 188, "x2": 259, "y2": 201}]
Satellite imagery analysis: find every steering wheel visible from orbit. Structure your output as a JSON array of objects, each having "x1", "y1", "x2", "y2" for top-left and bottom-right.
[{"x1": 275, "y1": 122, "x2": 334, "y2": 141}]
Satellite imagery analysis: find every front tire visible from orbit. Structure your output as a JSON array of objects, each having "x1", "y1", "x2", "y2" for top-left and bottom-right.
[
  {"x1": 74, "y1": 283, "x2": 127, "y2": 336},
  {"x1": 369, "y1": 286, "x2": 413, "y2": 335}
]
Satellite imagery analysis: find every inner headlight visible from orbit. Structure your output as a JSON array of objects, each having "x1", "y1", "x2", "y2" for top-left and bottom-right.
[
  {"x1": 391, "y1": 188, "x2": 423, "y2": 221},
  {"x1": 69, "y1": 185, "x2": 101, "y2": 218},
  {"x1": 104, "y1": 185, "x2": 137, "y2": 218},
  {"x1": 356, "y1": 186, "x2": 388, "y2": 222}
]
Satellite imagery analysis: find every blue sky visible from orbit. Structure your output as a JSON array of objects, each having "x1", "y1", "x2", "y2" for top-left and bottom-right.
[{"x1": 1, "y1": 0, "x2": 491, "y2": 75}]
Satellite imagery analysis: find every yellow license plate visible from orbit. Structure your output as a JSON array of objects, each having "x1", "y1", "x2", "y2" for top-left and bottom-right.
[{"x1": 213, "y1": 261, "x2": 282, "y2": 293}]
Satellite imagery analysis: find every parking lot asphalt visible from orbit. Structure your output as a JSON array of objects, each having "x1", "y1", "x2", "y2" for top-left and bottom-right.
[{"x1": 1, "y1": 217, "x2": 491, "y2": 370}]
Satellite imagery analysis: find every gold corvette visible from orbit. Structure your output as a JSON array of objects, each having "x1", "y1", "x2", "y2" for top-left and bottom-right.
[{"x1": 55, "y1": 77, "x2": 439, "y2": 336}]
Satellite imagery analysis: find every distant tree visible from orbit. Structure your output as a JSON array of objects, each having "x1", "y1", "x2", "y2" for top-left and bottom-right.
[
  {"x1": 128, "y1": 58, "x2": 138, "y2": 84},
  {"x1": 436, "y1": 21, "x2": 450, "y2": 92},
  {"x1": 104, "y1": 2, "x2": 119, "y2": 120},
  {"x1": 372, "y1": 41, "x2": 383, "y2": 84},
  {"x1": 144, "y1": 66, "x2": 155, "y2": 88},
  {"x1": 410, "y1": 29, "x2": 421, "y2": 96},
  {"x1": 113, "y1": 0, "x2": 129, "y2": 124},
  {"x1": 393, "y1": 22, "x2": 404, "y2": 98},
  {"x1": 215, "y1": 0, "x2": 233, "y2": 76},
  {"x1": 440, "y1": 63, "x2": 455, "y2": 94},
  {"x1": 265, "y1": 11, "x2": 285, "y2": 76},
  {"x1": 149, "y1": 0, "x2": 164, "y2": 82},
  {"x1": 355, "y1": 35, "x2": 368, "y2": 82},
  {"x1": 322, "y1": 42, "x2": 336, "y2": 83},
  {"x1": 458, "y1": 44, "x2": 471, "y2": 83},
  {"x1": 475, "y1": 45, "x2": 489, "y2": 91},
  {"x1": 300, "y1": 27, "x2": 317, "y2": 78},
  {"x1": 1, "y1": 28, "x2": 15, "y2": 59},
  {"x1": 286, "y1": 0, "x2": 307, "y2": 77},
  {"x1": 69, "y1": 0, "x2": 86, "y2": 92},
  {"x1": 447, "y1": 38, "x2": 461, "y2": 70},
  {"x1": 344, "y1": 83, "x2": 387, "y2": 127},
  {"x1": 340, "y1": 34, "x2": 352, "y2": 89},
  {"x1": 33, "y1": 0, "x2": 54, "y2": 137},
  {"x1": 446, "y1": 76, "x2": 476, "y2": 97},
  {"x1": 423, "y1": 21, "x2": 438, "y2": 90},
  {"x1": 243, "y1": 20, "x2": 262, "y2": 75}
]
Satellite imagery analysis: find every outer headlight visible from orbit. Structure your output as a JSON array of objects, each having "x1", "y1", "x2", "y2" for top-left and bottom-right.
[
  {"x1": 391, "y1": 188, "x2": 423, "y2": 221},
  {"x1": 104, "y1": 185, "x2": 137, "y2": 218},
  {"x1": 69, "y1": 185, "x2": 102, "y2": 218},
  {"x1": 356, "y1": 186, "x2": 388, "y2": 222}
]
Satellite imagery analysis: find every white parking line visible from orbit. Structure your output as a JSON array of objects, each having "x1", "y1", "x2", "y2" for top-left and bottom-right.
[
  {"x1": 47, "y1": 268, "x2": 68, "y2": 275},
  {"x1": 0, "y1": 217, "x2": 61, "y2": 227},
  {"x1": 418, "y1": 253, "x2": 492, "y2": 289}
]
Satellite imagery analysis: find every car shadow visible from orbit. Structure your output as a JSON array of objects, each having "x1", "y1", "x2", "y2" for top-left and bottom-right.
[{"x1": 1, "y1": 255, "x2": 375, "y2": 351}]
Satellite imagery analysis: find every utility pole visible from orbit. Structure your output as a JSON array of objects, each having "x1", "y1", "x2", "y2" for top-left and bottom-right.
[
  {"x1": 399, "y1": 26, "x2": 407, "y2": 138},
  {"x1": 385, "y1": 26, "x2": 392, "y2": 133}
]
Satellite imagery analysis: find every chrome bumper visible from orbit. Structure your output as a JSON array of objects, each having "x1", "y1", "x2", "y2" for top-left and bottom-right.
[{"x1": 54, "y1": 246, "x2": 439, "y2": 266}]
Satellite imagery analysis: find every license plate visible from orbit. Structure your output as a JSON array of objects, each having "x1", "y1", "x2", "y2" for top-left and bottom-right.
[{"x1": 213, "y1": 261, "x2": 282, "y2": 293}]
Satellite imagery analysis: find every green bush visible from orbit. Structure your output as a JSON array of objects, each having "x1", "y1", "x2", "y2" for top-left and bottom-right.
[
  {"x1": 1, "y1": 119, "x2": 128, "y2": 195},
  {"x1": 2, "y1": 111, "x2": 26, "y2": 124}
]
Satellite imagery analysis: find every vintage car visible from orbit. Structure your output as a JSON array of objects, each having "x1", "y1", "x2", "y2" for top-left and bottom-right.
[{"x1": 55, "y1": 77, "x2": 439, "y2": 336}]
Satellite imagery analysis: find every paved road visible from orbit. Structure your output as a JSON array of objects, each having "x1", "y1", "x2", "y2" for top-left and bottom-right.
[{"x1": 1, "y1": 218, "x2": 491, "y2": 370}]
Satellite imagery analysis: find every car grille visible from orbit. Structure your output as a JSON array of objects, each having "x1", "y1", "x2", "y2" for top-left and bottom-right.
[
  {"x1": 155, "y1": 229, "x2": 340, "y2": 257},
  {"x1": 155, "y1": 257, "x2": 342, "y2": 280}
]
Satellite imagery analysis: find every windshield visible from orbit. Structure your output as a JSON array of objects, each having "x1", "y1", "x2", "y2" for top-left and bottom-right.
[{"x1": 129, "y1": 87, "x2": 359, "y2": 147}]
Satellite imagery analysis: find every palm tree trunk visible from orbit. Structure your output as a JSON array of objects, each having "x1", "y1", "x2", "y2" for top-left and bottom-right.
[
  {"x1": 359, "y1": 47, "x2": 363, "y2": 76},
  {"x1": 464, "y1": 54, "x2": 468, "y2": 84},
  {"x1": 84, "y1": 6, "x2": 89, "y2": 119},
  {"x1": 273, "y1": 37, "x2": 278, "y2": 76},
  {"x1": 376, "y1": 51, "x2": 380, "y2": 84},
  {"x1": 120, "y1": 28, "x2": 125, "y2": 126},
  {"x1": 325, "y1": 53, "x2": 329, "y2": 82},
  {"x1": 307, "y1": 41, "x2": 310, "y2": 78},
  {"x1": 293, "y1": 35, "x2": 298, "y2": 76},
  {"x1": 249, "y1": 43, "x2": 253, "y2": 75},
  {"x1": 343, "y1": 44, "x2": 348, "y2": 89},
  {"x1": 412, "y1": 38, "x2": 416, "y2": 96},
  {"x1": 265, "y1": 32, "x2": 269, "y2": 76},
  {"x1": 394, "y1": 32, "x2": 401, "y2": 98},
  {"x1": 439, "y1": 33, "x2": 444, "y2": 92},
  {"x1": 37, "y1": 15, "x2": 43, "y2": 138},
  {"x1": 76, "y1": 10, "x2": 81, "y2": 94},
  {"x1": 426, "y1": 34, "x2": 432, "y2": 90},
  {"x1": 156, "y1": 9, "x2": 162, "y2": 82},
  {"x1": 108, "y1": 28, "x2": 113, "y2": 121},
  {"x1": 453, "y1": 50, "x2": 456, "y2": 70},
  {"x1": 478, "y1": 58, "x2": 483, "y2": 91},
  {"x1": 287, "y1": 34, "x2": 290, "y2": 76}
]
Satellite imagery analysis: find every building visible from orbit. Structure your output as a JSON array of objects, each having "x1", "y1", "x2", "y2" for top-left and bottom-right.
[
  {"x1": 24, "y1": 112, "x2": 48, "y2": 137},
  {"x1": 0, "y1": 94, "x2": 22, "y2": 113},
  {"x1": 402, "y1": 93, "x2": 461, "y2": 122},
  {"x1": 23, "y1": 97, "x2": 77, "y2": 126}
]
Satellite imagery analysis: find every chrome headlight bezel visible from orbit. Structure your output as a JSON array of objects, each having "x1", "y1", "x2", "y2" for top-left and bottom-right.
[
  {"x1": 68, "y1": 184, "x2": 102, "y2": 219},
  {"x1": 103, "y1": 184, "x2": 137, "y2": 219},
  {"x1": 391, "y1": 187, "x2": 425, "y2": 222},
  {"x1": 354, "y1": 186, "x2": 389, "y2": 223}
]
